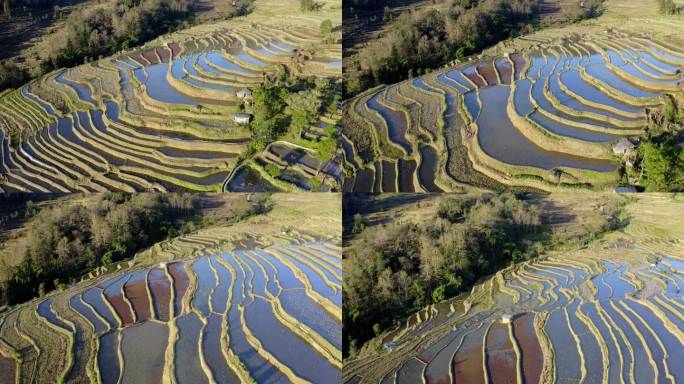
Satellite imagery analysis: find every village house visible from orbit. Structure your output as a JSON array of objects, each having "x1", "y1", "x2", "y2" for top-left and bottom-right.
[
  {"x1": 612, "y1": 137, "x2": 638, "y2": 155},
  {"x1": 236, "y1": 87, "x2": 253, "y2": 100},
  {"x1": 234, "y1": 113, "x2": 252, "y2": 124}
]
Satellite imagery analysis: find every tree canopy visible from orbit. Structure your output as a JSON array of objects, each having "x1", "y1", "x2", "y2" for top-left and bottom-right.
[
  {"x1": 346, "y1": 0, "x2": 539, "y2": 96},
  {"x1": 0, "y1": 193, "x2": 201, "y2": 305}
]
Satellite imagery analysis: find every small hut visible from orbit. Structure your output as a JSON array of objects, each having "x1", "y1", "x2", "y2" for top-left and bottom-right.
[
  {"x1": 549, "y1": 168, "x2": 562, "y2": 184},
  {"x1": 234, "y1": 113, "x2": 252, "y2": 124},
  {"x1": 236, "y1": 87, "x2": 253, "y2": 100},
  {"x1": 612, "y1": 138, "x2": 637, "y2": 155}
]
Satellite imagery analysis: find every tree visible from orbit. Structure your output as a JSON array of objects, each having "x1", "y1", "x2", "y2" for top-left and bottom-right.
[
  {"x1": 252, "y1": 84, "x2": 286, "y2": 122},
  {"x1": 250, "y1": 118, "x2": 285, "y2": 147},
  {"x1": 320, "y1": 19, "x2": 333, "y2": 35},
  {"x1": 300, "y1": 0, "x2": 314, "y2": 11},
  {"x1": 431, "y1": 284, "x2": 446, "y2": 303},
  {"x1": 437, "y1": 196, "x2": 469, "y2": 222},
  {"x1": 315, "y1": 137, "x2": 337, "y2": 165},
  {"x1": 0, "y1": 193, "x2": 211, "y2": 307},
  {"x1": 640, "y1": 141, "x2": 683, "y2": 192},
  {"x1": 285, "y1": 90, "x2": 321, "y2": 138},
  {"x1": 25, "y1": 200, "x2": 39, "y2": 217},
  {"x1": 383, "y1": 6, "x2": 392, "y2": 22},
  {"x1": 352, "y1": 213, "x2": 365, "y2": 234}
]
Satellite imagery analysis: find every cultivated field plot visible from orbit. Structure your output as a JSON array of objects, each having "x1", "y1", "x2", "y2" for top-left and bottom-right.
[
  {"x1": 0, "y1": 8, "x2": 342, "y2": 193},
  {"x1": 343, "y1": 194, "x2": 684, "y2": 384},
  {"x1": 342, "y1": 31, "x2": 683, "y2": 192},
  {"x1": 0, "y1": 237, "x2": 342, "y2": 383}
]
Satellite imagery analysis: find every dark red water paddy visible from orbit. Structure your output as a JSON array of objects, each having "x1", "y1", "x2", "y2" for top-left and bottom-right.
[
  {"x1": 495, "y1": 58, "x2": 513, "y2": 85},
  {"x1": 486, "y1": 321, "x2": 517, "y2": 384},
  {"x1": 510, "y1": 53, "x2": 527, "y2": 81},
  {"x1": 104, "y1": 288, "x2": 135, "y2": 326},
  {"x1": 381, "y1": 160, "x2": 397, "y2": 192},
  {"x1": 129, "y1": 53, "x2": 148, "y2": 67},
  {"x1": 478, "y1": 62, "x2": 499, "y2": 86},
  {"x1": 463, "y1": 66, "x2": 487, "y2": 88},
  {"x1": 168, "y1": 262, "x2": 190, "y2": 317},
  {"x1": 512, "y1": 313, "x2": 543, "y2": 384},
  {"x1": 453, "y1": 325, "x2": 487, "y2": 384},
  {"x1": 397, "y1": 158, "x2": 417, "y2": 192},
  {"x1": 352, "y1": 168, "x2": 374, "y2": 192},
  {"x1": 0, "y1": 355, "x2": 16, "y2": 382},
  {"x1": 156, "y1": 47, "x2": 171, "y2": 64},
  {"x1": 373, "y1": 160, "x2": 382, "y2": 193},
  {"x1": 124, "y1": 271, "x2": 152, "y2": 323},
  {"x1": 148, "y1": 268, "x2": 172, "y2": 321},
  {"x1": 142, "y1": 49, "x2": 160, "y2": 65},
  {"x1": 169, "y1": 43, "x2": 181, "y2": 59}
]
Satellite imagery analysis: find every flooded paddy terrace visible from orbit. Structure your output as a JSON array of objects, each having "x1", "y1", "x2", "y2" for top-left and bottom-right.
[
  {"x1": 343, "y1": 196, "x2": 684, "y2": 384},
  {"x1": 0, "y1": 20, "x2": 341, "y2": 193},
  {"x1": 0, "y1": 239, "x2": 342, "y2": 383},
  {"x1": 343, "y1": 32, "x2": 683, "y2": 192}
]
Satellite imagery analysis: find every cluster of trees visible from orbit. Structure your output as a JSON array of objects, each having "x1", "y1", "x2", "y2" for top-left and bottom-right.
[
  {"x1": 343, "y1": 192, "x2": 627, "y2": 357},
  {"x1": 40, "y1": 0, "x2": 194, "y2": 72},
  {"x1": 561, "y1": 0, "x2": 603, "y2": 22},
  {"x1": 1, "y1": 0, "x2": 73, "y2": 90},
  {"x1": 319, "y1": 19, "x2": 340, "y2": 44},
  {"x1": 346, "y1": 0, "x2": 538, "y2": 96},
  {"x1": 344, "y1": 193, "x2": 545, "y2": 357},
  {"x1": 639, "y1": 139, "x2": 683, "y2": 191},
  {"x1": 0, "y1": 193, "x2": 203, "y2": 306},
  {"x1": 227, "y1": 0, "x2": 253, "y2": 18},
  {"x1": 246, "y1": 77, "x2": 339, "y2": 190},
  {"x1": 0, "y1": 61, "x2": 29, "y2": 92},
  {"x1": 1, "y1": 0, "x2": 81, "y2": 16},
  {"x1": 632, "y1": 98, "x2": 684, "y2": 192},
  {"x1": 300, "y1": 0, "x2": 321, "y2": 12},
  {"x1": 247, "y1": 77, "x2": 339, "y2": 158},
  {"x1": 657, "y1": 0, "x2": 680, "y2": 14},
  {"x1": 1, "y1": 0, "x2": 254, "y2": 91}
]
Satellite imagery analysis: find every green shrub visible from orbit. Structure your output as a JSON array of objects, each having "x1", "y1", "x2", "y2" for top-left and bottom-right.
[
  {"x1": 0, "y1": 61, "x2": 29, "y2": 92},
  {"x1": 352, "y1": 213, "x2": 365, "y2": 233},
  {"x1": 320, "y1": 19, "x2": 332, "y2": 35},
  {"x1": 265, "y1": 163, "x2": 282, "y2": 178},
  {"x1": 307, "y1": 176, "x2": 322, "y2": 191},
  {"x1": 437, "y1": 195, "x2": 474, "y2": 222}
]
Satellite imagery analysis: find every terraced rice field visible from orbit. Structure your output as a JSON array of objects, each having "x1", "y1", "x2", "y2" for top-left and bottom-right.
[
  {"x1": 343, "y1": 195, "x2": 684, "y2": 384},
  {"x1": 342, "y1": 32, "x2": 684, "y2": 192},
  {"x1": 0, "y1": 239, "x2": 342, "y2": 383},
  {"x1": 0, "y1": 16, "x2": 342, "y2": 193}
]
